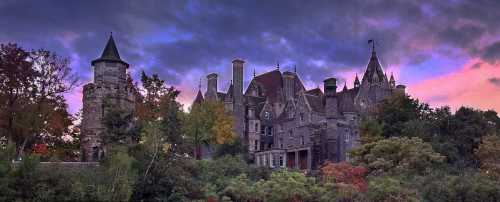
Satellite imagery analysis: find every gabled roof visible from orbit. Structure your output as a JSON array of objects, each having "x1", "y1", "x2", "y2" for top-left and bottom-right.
[
  {"x1": 305, "y1": 88, "x2": 324, "y2": 97},
  {"x1": 304, "y1": 94, "x2": 325, "y2": 113},
  {"x1": 91, "y1": 34, "x2": 129, "y2": 67},
  {"x1": 251, "y1": 69, "x2": 282, "y2": 102},
  {"x1": 361, "y1": 51, "x2": 386, "y2": 84},
  {"x1": 246, "y1": 69, "x2": 306, "y2": 103},
  {"x1": 338, "y1": 88, "x2": 358, "y2": 113}
]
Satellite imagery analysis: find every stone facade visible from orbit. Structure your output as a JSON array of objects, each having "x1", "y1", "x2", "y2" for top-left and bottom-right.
[
  {"x1": 80, "y1": 35, "x2": 136, "y2": 161},
  {"x1": 194, "y1": 48, "x2": 405, "y2": 170}
]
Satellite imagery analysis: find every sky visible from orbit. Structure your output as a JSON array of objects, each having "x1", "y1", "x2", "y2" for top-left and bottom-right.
[{"x1": 1, "y1": 0, "x2": 500, "y2": 113}]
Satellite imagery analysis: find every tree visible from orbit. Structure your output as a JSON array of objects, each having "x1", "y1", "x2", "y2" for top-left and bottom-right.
[
  {"x1": 102, "y1": 105, "x2": 139, "y2": 146},
  {"x1": 475, "y1": 134, "x2": 500, "y2": 179},
  {"x1": 0, "y1": 43, "x2": 34, "y2": 156},
  {"x1": 99, "y1": 146, "x2": 137, "y2": 201},
  {"x1": 359, "y1": 118, "x2": 383, "y2": 144},
  {"x1": 0, "y1": 45, "x2": 77, "y2": 159},
  {"x1": 184, "y1": 101, "x2": 236, "y2": 159},
  {"x1": 373, "y1": 94, "x2": 430, "y2": 137},
  {"x1": 320, "y1": 161, "x2": 368, "y2": 192},
  {"x1": 136, "y1": 71, "x2": 179, "y2": 124},
  {"x1": 420, "y1": 172, "x2": 500, "y2": 202},
  {"x1": 350, "y1": 137, "x2": 445, "y2": 176},
  {"x1": 367, "y1": 176, "x2": 419, "y2": 202}
]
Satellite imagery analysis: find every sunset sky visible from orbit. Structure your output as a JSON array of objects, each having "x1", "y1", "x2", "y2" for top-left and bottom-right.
[{"x1": 1, "y1": 0, "x2": 499, "y2": 113}]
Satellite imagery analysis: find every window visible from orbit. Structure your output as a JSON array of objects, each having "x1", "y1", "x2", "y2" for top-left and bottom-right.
[
  {"x1": 301, "y1": 136, "x2": 305, "y2": 145},
  {"x1": 92, "y1": 146, "x2": 99, "y2": 161},
  {"x1": 289, "y1": 130, "x2": 293, "y2": 137},
  {"x1": 279, "y1": 138, "x2": 283, "y2": 149},
  {"x1": 264, "y1": 111, "x2": 271, "y2": 120},
  {"x1": 254, "y1": 140, "x2": 258, "y2": 151},
  {"x1": 261, "y1": 125, "x2": 265, "y2": 134},
  {"x1": 300, "y1": 113, "x2": 304, "y2": 122},
  {"x1": 279, "y1": 155, "x2": 284, "y2": 167},
  {"x1": 255, "y1": 122, "x2": 259, "y2": 132}
]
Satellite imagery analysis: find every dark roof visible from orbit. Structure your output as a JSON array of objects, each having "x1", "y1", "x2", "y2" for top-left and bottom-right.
[
  {"x1": 91, "y1": 34, "x2": 129, "y2": 67},
  {"x1": 193, "y1": 90, "x2": 204, "y2": 105},
  {"x1": 247, "y1": 69, "x2": 306, "y2": 103},
  {"x1": 305, "y1": 94, "x2": 324, "y2": 113},
  {"x1": 361, "y1": 51, "x2": 386, "y2": 84},
  {"x1": 305, "y1": 88, "x2": 324, "y2": 97},
  {"x1": 226, "y1": 84, "x2": 234, "y2": 98},
  {"x1": 338, "y1": 88, "x2": 358, "y2": 113},
  {"x1": 217, "y1": 92, "x2": 227, "y2": 101},
  {"x1": 251, "y1": 70, "x2": 283, "y2": 102}
]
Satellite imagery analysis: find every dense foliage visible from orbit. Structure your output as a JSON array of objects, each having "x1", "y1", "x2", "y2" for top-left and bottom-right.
[{"x1": 1, "y1": 43, "x2": 500, "y2": 201}]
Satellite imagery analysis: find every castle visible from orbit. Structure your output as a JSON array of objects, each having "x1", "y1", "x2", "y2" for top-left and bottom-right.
[
  {"x1": 80, "y1": 35, "x2": 136, "y2": 161},
  {"x1": 193, "y1": 46, "x2": 406, "y2": 170},
  {"x1": 80, "y1": 35, "x2": 406, "y2": 169}
]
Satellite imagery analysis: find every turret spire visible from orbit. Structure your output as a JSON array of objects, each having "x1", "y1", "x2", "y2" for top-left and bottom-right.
[
  {"x1": 354, "y1": 73, "x2": 360, "y2": 88},
  {"x1": 253, "y1": 68, "x2": 256, "y2": 77},
  {"x1": 389, "y1": 72, "x2": 396, "y2": 88},
  {"x1": 91, "y1": 33, "x2": 128, "y2": 67},
  {"x1": 343, "y1": 81, "x2": 348, "y2": 91},
  {"x1": 276, "y1": 60, "x2": 280, "y2": 69},
  {"x1": 101, "y1": 33, "x2": 121, "y2": 60}
]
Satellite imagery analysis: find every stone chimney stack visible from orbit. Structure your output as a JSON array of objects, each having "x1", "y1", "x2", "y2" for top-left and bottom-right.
[
  {"x1": 205, "y1": 73, "x2": 218, "y2": 101},
  {"x1": 232, "y1": 59, "x2": 245, "y2": 137},
  {"x1": 283, "y1": 71, "x2": 295, "y2": 101},
  {"x1": 324, "y1": 77, "x2": 339, "y2": 119}
]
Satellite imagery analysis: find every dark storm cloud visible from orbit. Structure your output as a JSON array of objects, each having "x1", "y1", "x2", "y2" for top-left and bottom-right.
[
  {"x1": 1, "y1": 0, "x2": 500, "y2": 86},
  {"x1": 488, "y1": 77, "x2": 500, "y2": 87},
  {"x1": 481, "y1": 41, "x2": 500, "y2": 64}
]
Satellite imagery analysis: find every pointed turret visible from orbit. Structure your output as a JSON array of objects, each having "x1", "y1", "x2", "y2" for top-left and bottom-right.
[
  {"x1": 91, "y1": 33, "x2": 128, "y2": 67},
  {"x1": 343, "y1": 81, "x2": 348, "y2": 91},
  {"x1": 389, "y1": 72, "x2": 396, "y2": 88},
  {"x1": 193, "y1": 89, "x2": 204, "y2": 105},
  {"x1": 354, "y1": 74, "x2": 360, "y2": 88},
  {"x1": 361, "y1": 48, "x2": 386, "y2": 84}
]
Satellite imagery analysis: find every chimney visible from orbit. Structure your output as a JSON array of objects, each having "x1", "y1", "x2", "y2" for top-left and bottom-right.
[
  {"x1": 205, "y1": 73, "x2": 218, "y2": 101},
  {"x1": 323, "y1": 77, "x2": 339, "y2": 118},
  {"x1": 232, "y1": 59, "x2": 245, "y2": 138}
]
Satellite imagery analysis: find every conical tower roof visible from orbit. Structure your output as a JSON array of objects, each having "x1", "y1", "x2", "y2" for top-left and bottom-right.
[
  {"x1": 193, "y1": 89, "x2": 204, "y2": 105},
  {"x1": 361, "y1": 51, "x2": 386, "y2": 84},
  {"x1": 91, "y1": 34, "x2": 129, "y2": 67}
]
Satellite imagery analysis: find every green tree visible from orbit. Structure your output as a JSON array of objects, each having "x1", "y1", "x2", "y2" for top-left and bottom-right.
[
  {"x1": 184, "y1": 101, "x2": 236, "y2": 159},
  {"x1": 367, "y1": 176, "x2": 419, "y2": 202},
  {"x1": 99, "y1": 146, "x2": 137, "y2": 201},
  {"x1": 359, "y1": 118, "x2": 383, "y2": 144},
  {"x1": 475, "y1": 134, "x2": 500, "y2": 179},
  {"x1": 374, "y1": 94, "x2": 430, "y2": 137},
  {"x1": 350, "y1": 137, "x2": 445, "y2": 176}
]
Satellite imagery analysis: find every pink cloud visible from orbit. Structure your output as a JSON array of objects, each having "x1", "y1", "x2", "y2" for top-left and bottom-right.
[{"x1": 408, "y1": 59, "x2": 500, "y2": 112}]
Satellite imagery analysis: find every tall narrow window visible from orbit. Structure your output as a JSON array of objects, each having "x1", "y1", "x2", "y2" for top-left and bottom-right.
[{"x1": 301, "y1": 136, "x2": 305, "y2": 145}]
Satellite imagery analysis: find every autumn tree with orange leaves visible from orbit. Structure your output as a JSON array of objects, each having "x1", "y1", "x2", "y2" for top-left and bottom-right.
[
  {"x1": 0, "y1": 44, "x2": 77, "y2": 159},
  {"x1": 320, "y1": 161, "x2": 368, "y2": 192}
]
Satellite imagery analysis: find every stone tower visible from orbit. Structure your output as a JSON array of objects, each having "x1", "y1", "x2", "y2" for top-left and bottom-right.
[
  {"x1": 232, "y1": 59, "x2": 245, "y2": 138},
  {"x1": 81, "y1": 34, "x2": 135, "y2": 161}
]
